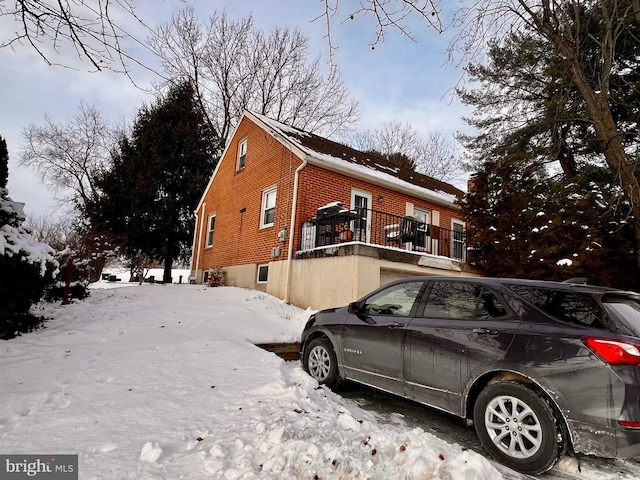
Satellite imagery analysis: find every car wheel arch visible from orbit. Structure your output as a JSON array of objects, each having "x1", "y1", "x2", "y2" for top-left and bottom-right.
[
  {"x1": 465, "y1": 370, "x2": 574, "y2": 453},
  {"x1": 302, "y1": 331, "x2": 344, "y2": 379}
]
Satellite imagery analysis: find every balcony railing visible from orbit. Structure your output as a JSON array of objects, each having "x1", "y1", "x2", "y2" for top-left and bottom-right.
[{"x1": 299, "y1": 206, "x2": 480, "y2": 264}]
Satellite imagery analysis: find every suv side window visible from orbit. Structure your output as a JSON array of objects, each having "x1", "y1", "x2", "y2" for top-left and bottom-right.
[
  {"x1": 363, "y1": 281, "x2": 424, "y2": 317},
  {"x1": 507, "y1": 285, "x2": 605, "y2": 328},
  {"x1": 422, "y1": 281, "x2": 510, "y2": 320}
]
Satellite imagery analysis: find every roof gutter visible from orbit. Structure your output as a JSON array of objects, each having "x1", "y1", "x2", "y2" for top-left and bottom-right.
[{"x1": 284, "y1": 154, "x2": 308, "y2": 304}]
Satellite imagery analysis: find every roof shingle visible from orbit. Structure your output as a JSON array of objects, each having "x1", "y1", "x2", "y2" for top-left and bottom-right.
[{"x1": 250, "y1": 112, "x2": 464, "y2": 199}]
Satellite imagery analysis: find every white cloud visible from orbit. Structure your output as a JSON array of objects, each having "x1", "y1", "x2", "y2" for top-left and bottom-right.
[{"x1": 2, "y1": 0, "x2": 473, "y2": 219}]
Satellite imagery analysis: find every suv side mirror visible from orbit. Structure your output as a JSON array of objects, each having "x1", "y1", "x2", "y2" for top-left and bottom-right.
[
  {"x1": 348, "y1": 301, "x2": 376, "y2": 324},
  {"x1": 348, "y1": 301, "x2": 361, "y2": 315}
]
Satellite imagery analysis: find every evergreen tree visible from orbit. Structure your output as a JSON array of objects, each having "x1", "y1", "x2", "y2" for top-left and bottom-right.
[
  {"x1": 457, "y1": 26, "x2": 610, "y2": 179},
  {"x1": 0, "y1": 135, "x2": 7, "y2": 188},
  {"x1": 462, "y1": 158, "x2": 550, "y2": 277},
  {"x1": 458, "y1": 5, "x2": 640, "y2": 288},
  {"x1": 463, "y1": 161, "x2": 639, "y2": 289},
  {"x1": 88, "y1": 81, "x2": 220, "y2": 283},
  {"x1": 0, "y1": 138, "x2": 57, "y2": 338}
]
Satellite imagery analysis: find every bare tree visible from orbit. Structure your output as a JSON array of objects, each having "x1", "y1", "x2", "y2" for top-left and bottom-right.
[
  {"x1": 0, "y1": 0, "x2": 151, "y2": 73},
  {"x1": 149, "y1": 8, "x2": 360, "y2": 140},
  {"x1": 20, "y1": 101, "x2": 115, "y2": 211},
  {"x1": 23, "y1": 212, "x2": 121, "y2": 283},
  {"x1": 419, "y1": 131, "x2": 464, "y2": 181},
  {"x1": 316, "y1": 0, "x2": 442, "y2": 60},
  {"x1": 23, "y1": 214, "x2": 72, "y2": 250},
  {"x1": 348, "y1": 122, "x2": 463, "y2": 182}
]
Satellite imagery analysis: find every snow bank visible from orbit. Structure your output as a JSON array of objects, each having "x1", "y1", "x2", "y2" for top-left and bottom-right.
[{"x1": 0, "y1": 284, "x2": 501, "y2": 479}]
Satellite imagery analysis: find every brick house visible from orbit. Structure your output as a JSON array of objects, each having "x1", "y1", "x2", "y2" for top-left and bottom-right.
[{"x1": 190, "y1": 111, "x2": 479, "y2": 310}]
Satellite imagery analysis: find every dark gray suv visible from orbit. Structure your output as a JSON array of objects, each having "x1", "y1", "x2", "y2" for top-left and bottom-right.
[{"x1": 300, "y1": 276, "x2": 640, "y2": 475}]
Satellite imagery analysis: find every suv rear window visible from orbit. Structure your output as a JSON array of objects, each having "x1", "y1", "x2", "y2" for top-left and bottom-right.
[
  {"x1": 601, "y1": 295, "x2": 640, "y2": 336},
  {"x1": 507, "y1": 285, "x2": 606, "y2": 329}
]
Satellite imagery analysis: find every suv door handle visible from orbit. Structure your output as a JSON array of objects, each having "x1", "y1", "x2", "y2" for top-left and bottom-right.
[
  {"x1": 473, "y1": 327, "x2": 499, "y2": 335},
  {"x1": 389, "y1": 322, "x2": 405, "y2": 328}
]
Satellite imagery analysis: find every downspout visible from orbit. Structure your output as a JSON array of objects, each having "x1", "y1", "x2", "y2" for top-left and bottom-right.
[
  {"x1": 192, "y1": 203, "x2": 206, "y2": 282},
  {"x1": 189, "y1": 210, "x2": 199, "y2": 279},
  {"x1": 284, "y1": 155, "x2": 308, "y2": 304}
]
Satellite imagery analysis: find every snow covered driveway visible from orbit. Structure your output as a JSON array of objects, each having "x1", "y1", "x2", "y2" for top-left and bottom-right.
[
  {"x1": 341, "y1": 383, "x2": 640, "y2": 479},
  {"x1": 1, "y1": 284, "x2": 500, "y2": 479}
]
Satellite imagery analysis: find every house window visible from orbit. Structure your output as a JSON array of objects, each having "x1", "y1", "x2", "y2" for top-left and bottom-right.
[
  {"x1": 413, "y1": 207, "x2": 430, "y2": 251},
  {"x1": 350, "y1": 189, "x2": 372, "y2": 242},
  {"x1": 452, "y1": 219, "x2": 465, "y2": 261},
  {"x1": 257, "y1": 264, "x2": 269, "y2": 283},
  {"x1": 206, "y1": 214, "x2": 216, "y2": 247},
  {"x1": 261, "y1": 186, "x2": 277, "y2": 228},
  {"x1": 237, "y1": 137, "x2": 247, "y2": 170}
]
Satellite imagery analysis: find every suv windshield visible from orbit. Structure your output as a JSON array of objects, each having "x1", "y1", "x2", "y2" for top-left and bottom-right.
[{"x1": 601, "y1": 295, "x2": 640, "y2": 337}]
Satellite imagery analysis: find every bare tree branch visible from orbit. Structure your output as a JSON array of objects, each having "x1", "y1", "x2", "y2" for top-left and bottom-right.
[
  {"x1": 1, "y1": 0, "x2": 160, "y2": 79},
  {"x1": 347, "y1": 121, "x2": 463, "y2": 182},
  {"x1": 316, "y1": 0, "x2": 442, "y2": 62},
  {"x1": 150, "y1": 8, "x2": 360, "y2": 140},
  {"x1": 19, "y1": 101, "x2": 115, "y2": 210}
]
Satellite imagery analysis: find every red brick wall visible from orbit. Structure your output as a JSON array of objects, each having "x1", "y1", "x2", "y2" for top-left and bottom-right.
[
  {"x1": 195, "y1": 117, "x2": 303, "y2": 270},
  {"x1": 193, "y1": 117, "x2": 464, "y2": 272},
  {"x1": 295, "y1": 164, "x2": 463, "y2": 236}
]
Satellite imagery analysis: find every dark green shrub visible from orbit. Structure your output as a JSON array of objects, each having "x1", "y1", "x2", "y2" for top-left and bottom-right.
[
  {"x1": 0, "y1": 188, "x2": 57, "y2": 339},
  {"x1": 0, "y1": 251, "x2": 57, "y2": 338}
]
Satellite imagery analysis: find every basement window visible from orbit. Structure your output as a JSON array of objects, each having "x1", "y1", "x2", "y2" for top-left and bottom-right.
[{"x1": 257, "y1": 264, "x2": 269, "y2": 284}]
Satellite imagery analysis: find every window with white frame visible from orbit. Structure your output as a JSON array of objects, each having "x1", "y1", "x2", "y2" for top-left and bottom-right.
[
  {"x1": 237, "y1": 137, "x2": 247, "y2": 170},
  {"x1": 261, "y1": 186, "x2": 277, "y2": 228},
  {"x1": 413, "y1": 207, "x2": 430, "y2": 251},
  {"x1": 350, "y1": 189, "x2": 372, "y2": 242},
  {"x1": 452, "y1": 219, "x2": 465, "y2": 261},
  {"x1": 257, "y1": 264, "x2": 269, "y2": 283},
  {"x1": 206, "y1": 214, "x2": 216, "y2": 247}
]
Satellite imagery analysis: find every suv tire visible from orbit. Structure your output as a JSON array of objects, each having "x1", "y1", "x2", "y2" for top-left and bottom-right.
[
  {"x1": 474, "y1": 381, "x2": 566, "y2": 475},
  {"x1": 303, "y1": 337, "x2": 338, "y2": 386}
]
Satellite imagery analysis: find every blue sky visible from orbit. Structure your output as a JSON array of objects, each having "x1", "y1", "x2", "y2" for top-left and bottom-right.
[{"x1": 1, "y1": 1, "x2": 471, "y2": 220}]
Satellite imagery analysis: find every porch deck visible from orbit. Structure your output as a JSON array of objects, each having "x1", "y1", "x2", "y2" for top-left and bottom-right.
[{"x1": 299, "y1": 206, "x2": 481, "y2": 266}]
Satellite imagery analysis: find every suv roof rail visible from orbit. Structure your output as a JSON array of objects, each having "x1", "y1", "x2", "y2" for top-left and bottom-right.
[{"x1": 563, "y1": 277, "x2": 588, "y2": 284}]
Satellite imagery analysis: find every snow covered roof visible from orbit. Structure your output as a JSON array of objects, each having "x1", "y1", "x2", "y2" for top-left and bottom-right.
[{"x1": 247, "y1": 111, "x2": 463, "y2": 207}]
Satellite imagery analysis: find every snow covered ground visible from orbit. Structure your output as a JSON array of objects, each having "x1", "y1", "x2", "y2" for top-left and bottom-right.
[{"x1": 1, "y1": 279, "x2": 639, "y2": 479}]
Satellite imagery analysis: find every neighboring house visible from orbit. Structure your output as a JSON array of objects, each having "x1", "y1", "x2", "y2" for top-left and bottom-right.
[{"x1": 190, "y1": 111, "x2": 480, "y2": 310}]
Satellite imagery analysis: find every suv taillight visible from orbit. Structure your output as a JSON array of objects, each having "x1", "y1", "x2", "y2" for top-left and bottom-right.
[
  {"x1": 581, "y1": 337, "x2": 640, "y2": 366},
  {"x1": 618, "y1": 420, "x2": 640, "y2": 428}
]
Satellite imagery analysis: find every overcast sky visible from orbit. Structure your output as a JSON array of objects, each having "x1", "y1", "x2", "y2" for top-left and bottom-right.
[{"x1": 1, "y1": 1, "x2": 471, "y2": 220}]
